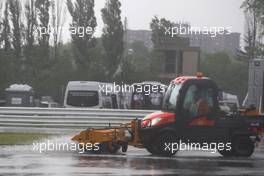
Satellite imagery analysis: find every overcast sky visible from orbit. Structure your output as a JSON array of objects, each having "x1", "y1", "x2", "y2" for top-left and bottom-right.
[
  {"x1": 63, "y1": 0, "x2": 245, "y2": 43},
  {"x1": 94, "y1": 0, "x2": 244, "y2": 33}
]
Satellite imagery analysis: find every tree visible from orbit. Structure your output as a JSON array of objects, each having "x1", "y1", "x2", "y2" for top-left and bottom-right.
[
  {"x1": 34, "y1": 0, "x2": 52, "y2": 76},
  {"x1": 51, "y1": 0, "x2": 67, "y2": 60},
  {"x1": 127, "y1": 41, "x2": 150, "y2": 72},
  {"x1": 150, "y1": 16, "x2": 174, "y2": 46},
  {"x1": 24, "y1": 0, "x2": 37, "y2": 62},
  {"x1": 149, "y1": 50, "x2": 165, "y2": 80},
  {"x1": 200, "y1": 52, "x2": 248, "y2": 103},
  {"x1": 0, "y1": 2, "x2": 14, "y2": 94},
  {"x1": 37, "y1": 44, "x2": 74, "y2": 102},
  {"x1": 240, "y1": 0, "x2": 264, "y2": 60},
  {"x1": 101, "y1": 0, "x2": 124, "y2": 79},
  {"x1": 23, "y1": 0, "x2": 36, "y2": 84},
  {"x1": 67, "y1": 0, "x2": 97, "y2": 69},
  {"x1": 1, "y1": 2, "x2": 11, "y2": 52},
  {"x1": 24, "y1": 0, "x2": 37, "y2": 52},
  {"x1": 0, "y1": 50, "x2": 16, "y2": 97},
  {"x1": 9, "y1": 0, "x2": 25, "y2": 82},
  {"x1": 36, "y1": 0, "x2": 50, "y2": 49},
  {"x1": 36, "y1": 0, "x2": 50, "y2": 51},
  {"x1": 9, "y1": 0, "x2": 24, "y2": 60},
  {"x1": 150, "y1": 16, "x2": 190, "y2": 47},
  {"x1": 0, "y1": 2, "x2": 3, "y2": 46},
  {"x1": 118, "y1": 41, "x2": 165, "y2": 83},
  {"x1": 119, "y1": 41, "x2": 150, "y2": 82}
]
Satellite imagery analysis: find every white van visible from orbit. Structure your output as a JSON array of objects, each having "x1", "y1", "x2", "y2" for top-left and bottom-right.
[{"x1": 63, "y1": 81, "x2": 112, "y2": 108}]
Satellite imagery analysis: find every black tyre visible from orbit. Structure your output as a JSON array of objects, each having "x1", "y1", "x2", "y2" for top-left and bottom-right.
[
  {"x1": 93, "y1": 142, "x2": 120, "y2": 154},
  {"x1": 122, "y1": 144, "x2": 128, "y2": 152},
  {"x1": 218, "y1": 148, "x2": 235, "y2": 157},
  {"x1": 217, "y1": 142, "x2": 235, "y2": 157},
  {"x1": 232, "y1": 136, "x2": 255, "y2": 157},
  {"x1": 107, "y1": 142, "x2": 121, "y2": 154},
  {"x1": 92, "y1": 142, "x2": 107, "y2": 154},
  {"x1": 145, "y1": 144, "x2": 159, "y2": 155},
  {"x1": 154, "y1": 132, "x2": 178, "y2": 157}
]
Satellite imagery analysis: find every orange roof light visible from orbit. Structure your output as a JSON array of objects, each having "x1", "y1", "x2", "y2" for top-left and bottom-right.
[{"x1": 196, "y1": 72, "x2": 204, "y2": 78}]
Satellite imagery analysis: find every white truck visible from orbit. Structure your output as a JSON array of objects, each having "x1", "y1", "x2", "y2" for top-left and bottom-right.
[{"x1": 243, "y1": 58, "x2": 264, "y2": 113}]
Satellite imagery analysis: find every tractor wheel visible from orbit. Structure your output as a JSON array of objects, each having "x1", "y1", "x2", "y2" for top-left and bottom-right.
[
  {"x1": 122, "y1": 143, "x2": 128, "y2": 152},
  {"x1": 92, "y1": 142, "x2": 106, "y2": 154},
  {"x1": 145, "y1": 144, "x2": 159, "y2": 155},
  {"x1": 154, "y1": 132, "x2": 178, "y2": 157},
  {"x1": 218, "y1": 148, "x2": 235, "y2": 157},
  {"x1": 106, "y1": 142, "x2": 121, "y2": 154},
  {"x1": 232, "y1": 136, "x2": 255, "y2": 157}
]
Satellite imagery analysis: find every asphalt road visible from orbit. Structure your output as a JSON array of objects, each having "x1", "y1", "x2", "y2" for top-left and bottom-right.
[{"x1": 1, "y1": 135, "x2": 264, "y2": 176}]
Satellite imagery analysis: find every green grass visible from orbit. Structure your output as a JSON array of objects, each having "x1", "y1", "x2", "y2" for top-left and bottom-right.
[{"x1": 0, "y1": 133, "x2": 52, "y2": 145}]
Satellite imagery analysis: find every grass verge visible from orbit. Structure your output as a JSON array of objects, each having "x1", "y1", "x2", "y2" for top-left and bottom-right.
[{"x1": 0, "y1": 133, "x2": 52, "y2": 145}]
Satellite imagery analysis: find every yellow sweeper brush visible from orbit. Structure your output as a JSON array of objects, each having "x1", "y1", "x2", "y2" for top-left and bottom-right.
[{"x1": 71, "y1": 119, "x2": 144, "y2": 153}]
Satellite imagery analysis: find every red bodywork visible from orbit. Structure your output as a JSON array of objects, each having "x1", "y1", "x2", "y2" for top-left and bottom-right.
[
  {"x1": 141, "y1": 111, "x2": 175, "y2": 128},
  {"x1": 171, "y1": 76, "x2": 204, "y2": 84},
  {"x1": 141, "y1": 111, "x2": 215, "y2": 128},
  {"x1": 189, "y1": 117, "x2": 215, "y2": 126}
]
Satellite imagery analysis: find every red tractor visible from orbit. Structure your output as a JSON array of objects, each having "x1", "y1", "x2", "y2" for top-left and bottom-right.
[{"x1": 72, "y1": 74, "x2": 264, "y2": 157}]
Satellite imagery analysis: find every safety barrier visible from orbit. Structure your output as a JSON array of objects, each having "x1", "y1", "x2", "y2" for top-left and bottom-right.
[{"x1": 0, "y1": 107, "x2": 155, "y2": 134}]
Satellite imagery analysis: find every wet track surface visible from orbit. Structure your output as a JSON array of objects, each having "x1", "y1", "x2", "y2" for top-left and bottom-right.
[{"x1": 1, "y1": 136, "x2": 264, "y2": 176}]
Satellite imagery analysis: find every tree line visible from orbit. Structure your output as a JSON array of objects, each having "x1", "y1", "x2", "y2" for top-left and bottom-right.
[
  {"x1": 0, "y1": 0, "x2": 263, "y2": 104},
  {"x1": 0, "y1": 0, "x2": 161, "y2": 102}
]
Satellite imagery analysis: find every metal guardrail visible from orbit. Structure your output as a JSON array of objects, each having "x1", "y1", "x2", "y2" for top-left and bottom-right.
[{"x1": 0, "y1": 107, "x2": 155, "y2": 134}]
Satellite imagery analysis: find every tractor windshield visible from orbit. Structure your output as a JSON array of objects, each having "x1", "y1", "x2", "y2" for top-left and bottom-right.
[{"x1": 162, "y1": 83, "x2": 182, "y2": 112}]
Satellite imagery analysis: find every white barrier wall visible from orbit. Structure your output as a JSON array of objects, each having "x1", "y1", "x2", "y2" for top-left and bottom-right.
[{"x1": 0, "y1": 107, "x2": 155, "y2": 134}]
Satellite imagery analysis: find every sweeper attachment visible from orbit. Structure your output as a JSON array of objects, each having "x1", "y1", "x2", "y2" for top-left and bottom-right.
[{"x1": 71, "y1": 119, "x2": 144, "y2": 153}]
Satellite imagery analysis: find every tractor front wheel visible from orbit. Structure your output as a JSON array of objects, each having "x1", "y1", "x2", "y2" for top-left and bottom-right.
[
  {"x1": 154, "y1": 132, "x2": 178, "y2": 157},
  {"x1": 106, "y1": 142, "x2": 121, "y2": 154}
]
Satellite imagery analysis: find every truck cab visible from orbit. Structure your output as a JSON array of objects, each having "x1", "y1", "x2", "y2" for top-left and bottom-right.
[
  {"x1": 5, "y1": 84, "x2": 35, "y2": 107},
  {"x1": 140, "y1": 74, "x2": 259, "y2": 157}
]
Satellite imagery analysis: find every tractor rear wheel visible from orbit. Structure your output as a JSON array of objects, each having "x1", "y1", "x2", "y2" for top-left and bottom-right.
[
  {"x1": 218, "y1": 148, "x2": 235, "y2": 157},
  {"x1": 232, "y1": 136, "x2": 255, "y2": 157}
]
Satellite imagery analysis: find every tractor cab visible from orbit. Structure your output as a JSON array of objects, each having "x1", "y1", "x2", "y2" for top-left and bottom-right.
[{"x1": 141, "y1": 74, "x2": 220, "y2": 128}]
